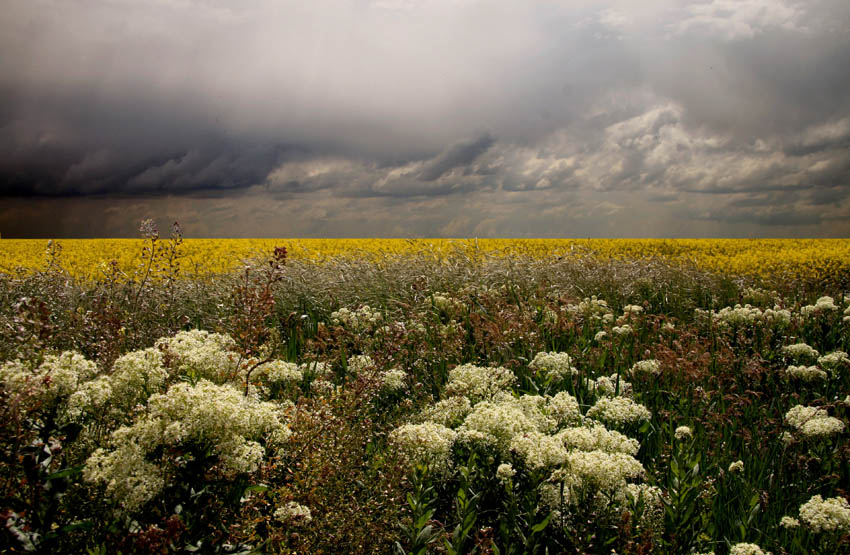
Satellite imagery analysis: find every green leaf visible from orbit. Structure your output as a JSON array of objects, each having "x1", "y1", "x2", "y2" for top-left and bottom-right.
[
  {"x1": 531, "y1": 513, "x2": 551, "y2": 534},
  {"x1": 46, "y1": 465, "x2": 84, "y2": 480}
]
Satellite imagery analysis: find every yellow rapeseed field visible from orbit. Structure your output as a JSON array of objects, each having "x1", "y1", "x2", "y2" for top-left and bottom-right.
[{"x1": 1, "y1": 238, "x2": 849, "y2": 282}]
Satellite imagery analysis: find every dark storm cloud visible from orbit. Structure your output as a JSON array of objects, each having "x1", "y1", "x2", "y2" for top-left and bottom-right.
[
  {"x1": 1, "y1": 0, "x2": 850, "y2": 237},
  {"x1": 418, "y1": 134, "x2": 495, "y2": 182}
]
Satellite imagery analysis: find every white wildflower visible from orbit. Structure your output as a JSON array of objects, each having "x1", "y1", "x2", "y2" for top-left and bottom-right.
[
  {"x1": 562, "y1": 450, "x2": 645, "y2": 492},
  {"x1": 274, "y1": 501, "x2": 312, "y2": 525},
  {"x1": 459, "y1": 400, "x2": 538, "y2": 454},
  {"x1": 445, "y1": 364, "x2": 516, "y2": 403},
  {"x1": 728, "y1": 460, "x2": 744, "y2": 473},
  {"x1": 628, "y1": 359, "x2": 661, "y2": 378},
  {"x1": 675, "y1": 426, "x2": 693, "y2": 440},
  {"x1": 347, "y1": 354, "x2": 375, "y2": 374},
  {"x1": 612, "y1": 324, "x2": 633, "y2": 336},
  {"x1": 586, "y1": 397, "x2": 651, "y2": 428},
  {"x1": 818, "y1": 351, "x2": 849, "y2": 372},
  {"x1": 380, "y1": 368, "x2": 407, "y2": 392},
  {"x1": 780, "y1": 516, "x2": 800, "y2": 528},
  {"x1": 330, "y1": 305, "x2": 382, "y2": 330},
  {"x1": 390, "y1": 422, "x2": 457, "y2": 477},
  {"x1": 588, "y1": 374, "x2": 633, "y2": 398},
  {"x1": 496, "y1": 463, "x2": 515, "y2": 485},
  {"x1": 785, "y1": 405, "x2": 845, "y2": 437},
  {"x1": 798, "y1": 495, "x2": 850, "y2": 533},
  {"x1": 556, "y1": 423, "x2": 639, "y2": 455},
  {"x1": 259, "y1": 360, "x2": 302, "y2": 384},
  {"x1": 545, "y1": 392, "x2": 582, "y2": 428},
  {"x1": 529, "y1": 351, "x2": 577, "y2": 381},
  {"x1": 155, "y1": 329, "x2": 238, "y2": 383},
  {"x1": 84, "y1": 380, "x2": 290, "y2": 513},
  {"x1": 800, "y1": 296, "x2": 839, "y2": 316},
  {"x1": 420, "y1": 397, "x2": 473, "y2": 428},
  {"x1": 729, "y1": 543, "x2": 767, "y2": 555},
  {"x1": 781, "y1": 343, "x2": 820, "y2": 361},
  {"x1": 510, "y1": 431, "x2": 569, "y2": 470},
  {"x1": 782, "y1": 365, "x2": 827, "y2": 382}
]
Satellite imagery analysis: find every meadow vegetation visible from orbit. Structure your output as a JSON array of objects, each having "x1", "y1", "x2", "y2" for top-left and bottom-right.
[{"x1": 1, "y1": 225, "x2": 848, "y2": 554}]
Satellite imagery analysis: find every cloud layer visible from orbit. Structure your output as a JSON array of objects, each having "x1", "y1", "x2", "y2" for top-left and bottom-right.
[{"x1": 1, "y1": 0, "x2": 849, "y2": 236}]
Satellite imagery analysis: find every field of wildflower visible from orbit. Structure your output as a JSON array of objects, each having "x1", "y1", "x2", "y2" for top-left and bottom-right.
[{"x1": 1, "y1": 227, "x2": 849, "y2": 554}]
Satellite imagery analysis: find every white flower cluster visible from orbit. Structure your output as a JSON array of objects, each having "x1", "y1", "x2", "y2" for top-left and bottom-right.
[
  {"x1": 84, "y1": 380, "x2": 291, "y2": 513},
  {"x1": 674, "y1": 426, "x2": 693, "y2": 440},
  {"x1": 496, "y1": 463, "x2": 516, "y2": 485},
  {"x1": 779, "y1": 515, "x2": 800, "y2": 528},
  {"x1": 781, "y1": 343, "x2": 820, "y2": 361},
  {"x1": 800, "y1": 296, "x2": 839, "y2": 316},
  {"x1": 274, "y1": 501, "x2": 312, "y2": 525},
  {"x1": 586, "y1": 397, "x2": 652, "y2": 428},
  {"x1": 155, "y1": 329, "x2": 238, "y2": 383},
  {"x1": 529, "y1": 351, "x2": 577, "y2": 381},
  {"x1": 628, "y1": 359, "x2": 661, "y2": 378},
  {"x1": 558, "y1": 450, "x2": 645, "y2": 492},
  {"x1": 1, "y1": 351, "x2": 97, "y2": 403},
  {"x1": 622, "y1": 304, "x2": 644, "y2": 316},
  {"x1": 419, "y1": 396, "x2": 473, "y2": 428},
  {"x1": 700, "y1": 304, "x2": 791, "y2": 328},
  {"x1": 557, "y1": 423, "x2": 639, "y2": 455},
  {"x1": 64, "y1": 347, "x2": 168, "y2": 424},
  {"x1": 256, "y1": 360, "x2": 303, "y2": 384},
  {"x1": 347, "y1": 354, "x2": 375, "y2": 374},
  {"x1": 785, "y1": 405, "x2": 845, "y2": 437},
  {"x1": 818, "y1": 351, "x2": 849, "y2": 372},
  {"x1": 459, "y1": 400, "x2": 539, "y2": 453},
  {"x1": 298, "y1": 361, "x2": 332, "y2": 379},
  {"x1": 728, "y1": 460, "x2": 744, "y2": 473},
  {"x1": 444, "y1": 364, "x2": 517, "y2": 402},
  {"x1": 510, "y1": 432, "x2": 569, "y2": 470},
  {"x1": 380, "y1": 368, "x2": 407, "y2": 392},
  {"x1": 330, "y1": 305, "x2": 382, "y2": 331},
  {"x1": 798, "y1": 494, "x2": 850, "y2": 533},
  {"x1": 393, "y1": 351, "x2": 652, "y2": 516},
  {"x1": 563, "y1": 296, "x2": 614, "y2": 323},
  {"x1": 781, "y1": 365, "x2": 827, "y2": 382},
  {"x1": 431, "y1": 292, "x2": 465, "y2": 314},
  {"x1": 389, "y1": 422, "x2": 458, "y2": 477},
  {"x1": 729, "y1": 543, "x2": 768, "y2": 555},
  {"x1": 612, "y1": 324, "x2": 633, "y2": 336},
  {"x1": 585, "y1": 374, "x2": 633, "y2": 398}
]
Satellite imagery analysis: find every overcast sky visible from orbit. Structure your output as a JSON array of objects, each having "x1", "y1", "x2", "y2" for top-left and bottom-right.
[{"x1": 2, "y1": 0, "x2": 849, "y2": 237}]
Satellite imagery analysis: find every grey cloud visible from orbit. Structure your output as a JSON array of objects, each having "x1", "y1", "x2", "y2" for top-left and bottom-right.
[
  {"x1": 418, "y1": 134, "x2": 495, "y2": 182},
  {"x1": 1, "y1": 0, "x2": 850, "y2": 237}
]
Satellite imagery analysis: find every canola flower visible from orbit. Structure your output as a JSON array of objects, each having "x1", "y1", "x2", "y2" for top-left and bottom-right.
[{"x1": 6, "y1": 238, "x2": 850, "y2": 283}]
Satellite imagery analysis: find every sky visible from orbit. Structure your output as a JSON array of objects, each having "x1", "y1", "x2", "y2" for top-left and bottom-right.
[{"x1": 1, "y1": 0, "x2": 849, "y2": 238}]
